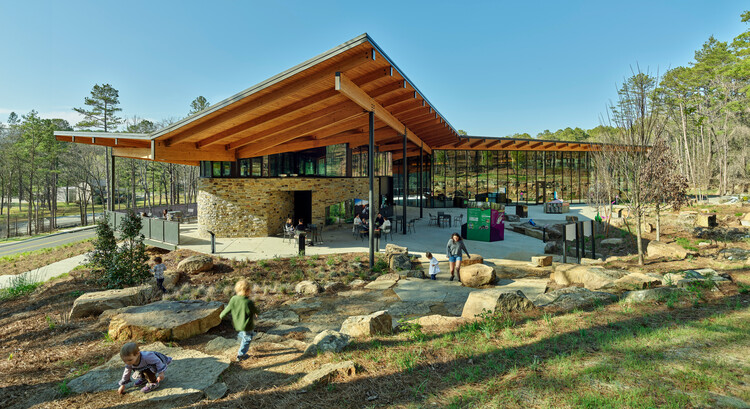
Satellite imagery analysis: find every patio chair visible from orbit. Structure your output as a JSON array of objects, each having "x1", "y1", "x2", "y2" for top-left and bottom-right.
[
  {"x1": 283, "y1": 224, "x2": 295, "y2": 243},
  {"x1": 407, "y1": 219, "x2": 417, "y2": 234},
  {"x1": 381, "y1": 225, "x2": 393, "y2": 241},
  {"x1": 454, "y1": 213, "x2": 464, "y2": 226},
  {"x1": 428, "y1": 213, "x2": 437, "y2": 226}
]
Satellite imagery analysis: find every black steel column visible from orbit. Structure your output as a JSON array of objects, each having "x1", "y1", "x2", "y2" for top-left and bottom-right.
[
  {"x1": 402, "y1": 130, "x2": 407, "y2": 234},
  {"x1": 419, "y1": 142, "x2": 423, "y2": 219},
  {"x1": 109, "y1": 153, "x2": 116, "y2": 212},
  {"x1": 368, "y1": 111, "x2": 375, "y2": 268}
]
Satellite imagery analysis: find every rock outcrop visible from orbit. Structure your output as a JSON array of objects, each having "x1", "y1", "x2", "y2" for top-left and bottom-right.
[
  {"x1": 295, "y1": 280, "x2": 322, "y2": 295},
  {"x1": 535, "y1": 287, "x2": 617, "y2": 311},
  {"x1": 461, "y1": 289, "x2": 534, "y2": 319},
  {"x1": 339, "y1": 311, "x2": 392, "y2": 337},
  {"x1": 108, "y1": 300, "x2": 223, "y2": 341},
  {"x1": 176, "y1": 255, "x2": 214, "y2": 273},
  {"x1": 70, "y1": 285, "x2": 153, "y2": 319},
  {"x1": 552, "y1": 264, "x2": 628, "y2": 290},
  {"x1": 304, "y1": 330, "x2": 350, "y2": 355},
  {"x1": 647, "y1": 241, "x2": 696, "y2": 260},
  {"x1": 460, "y1": 264, "x2": 496, "y2": 287},
  {"x1": 300, "y1": 361, "x2": 357, "y2": 387}
]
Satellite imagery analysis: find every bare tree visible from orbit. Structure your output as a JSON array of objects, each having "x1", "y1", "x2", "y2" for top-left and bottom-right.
[{"x1": 641, "y1": 140, "x2": 689, "y2": 241}]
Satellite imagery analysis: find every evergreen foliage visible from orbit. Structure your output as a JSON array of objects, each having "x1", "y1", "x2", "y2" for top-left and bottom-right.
[{"x1": 88, "y1": 211, "x2": 150, "y2": 289}]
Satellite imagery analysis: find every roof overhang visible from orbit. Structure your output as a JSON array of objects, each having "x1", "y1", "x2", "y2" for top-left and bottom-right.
[{"x1": 56, "y1": 34, "x2": 460, "y2": 164}]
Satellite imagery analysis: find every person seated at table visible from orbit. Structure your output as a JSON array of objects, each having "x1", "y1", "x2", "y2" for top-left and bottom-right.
[
  {"x1": 296, "y1": 219, "x2": 306, "y2": 232},
  {"x1": 374, "y1": 213, "x2": 385, "y2": 228},
  {"x1": 353, "y1": 214, "x2": 363, "y2": 231},
  {"x1": 381, "y1": 216, "x2": 391, "y2": 230},
  {"x1": 162, "y1": 209, "x2": 168, "y2": 219},
  {"x1": 285, "y1": 218, "x2": 294, "y2": 231}
]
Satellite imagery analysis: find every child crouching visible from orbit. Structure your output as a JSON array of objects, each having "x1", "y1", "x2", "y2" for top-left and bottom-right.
[
  {"x1": 117, "y1": 342, "x2": 172, "y2": 394},
  {"x1": 220, "y1": 279, "x2": 259, "y2": 361}
]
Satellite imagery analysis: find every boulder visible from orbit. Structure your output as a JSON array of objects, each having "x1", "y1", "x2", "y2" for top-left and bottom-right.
[
  {"x1": 461, "y1": 289, "x2": 535, "y2": 319},
  {"x1": 535, "y1": 287, "x2": 617, "y2": 311},
  {"x1": 601, "y1": 238, "x2": 623, "y2": 246},
  {"x1": 523, "y1": 228, "x2": 545, "y2": 240},
  {"x1": 647, "y1": 241, "x2": 696, "y2": 260},
  {"x1": 385, "y1": 243, "x2": 408, "y2": 257},
  {"x1": 492, "y1": 259, "x2": 553, "y2": 279},
  {"x1": 108, "y1": 300, "x2": 223, "y2": 341},
  {"x1": 339, "y1": 311, "x2": 392, "y2": 337},
  {"x1": 696, "y1": 213, "x2": 717, "y2": 228},
  {"x1": 718, "y1": 248, "x2": 750, "y2": 261},
  {"x1": 323, "y1": 282, "x2": 349, "y2": 292},
  {"x1": 176, "y1": 255, "x2": 214, "y2": 274},
  {"x1": 412, "y1": 315, "x2": 465, "y2": 330},
  {"x1": 544, "y1": 241, "x2": 561, "y2": 254},
  {"x1": 70, "y1": 285, "x2": 153, "y2": 319},
  {"x1": 405, "y1": 270, "x2": 426, "y2": 279},
  {"x1": 545, "y1": 224, "x2": 564, "y2": 240},
  {"x1": 389, "y1": 254, "x2": 412, "y2": 272},
  {"x1": 364, "y1": 280, "x2": 397, "y2": 290},
  {"x1": 295, "y1": 280, "x2": 322, "y2": 295},
  {"x1": 622, "y1": 287, "x2": 687, "y2": 303},
  {"x1": 505, "y1": 214, "x2": 521, "y2": 223},
  {"x1": 642, "y1": 222, "x2": 654, "y2": 233},
  {"x1": 741, "y1": 213, "x2": 750, "y2": 227},
  {"x1": 204, "y1": 336, "x2": 239, "y2": 356},
  {"x1": 303, "y1": 330, "x2": 351, "y2": 355},
  {"x1": 68, "y1": 342, "x2": 229, "y2": 405},
  {"x1": 531, "y1": 255, "x2": 552, "y2": 267},
  {"x1": 553, "y1": 264, "x2": 628, "y2": 290},
  {"x1": 460, "y1": 264, "x2": 497, "y2": 287},
  {"x1": 349, "y1": 279, "x2": 367, "y2": 288},
  {"x1": 162, "y1": 271, "x2": 182, "y2": 290},
  {"x1": 611, "y1": 273, "x2": 662, "y2": 291},
  {"x1": 461, "y1": 255, "x2": 484, "y2": 266},
  {"x1": 300, "y1": 360, "x2": 357, "y2": 387},
  {"x1": 257, "y1": 309, "x2": 300, "y2": 326},
  {"x1": 580, "y1": 258, "x2": 604, "y2": 265}
]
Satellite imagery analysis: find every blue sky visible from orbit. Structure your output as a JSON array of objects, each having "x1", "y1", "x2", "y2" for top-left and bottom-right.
[{"x1": 0, "y1": 0, "x2": 747, "y2": 137}]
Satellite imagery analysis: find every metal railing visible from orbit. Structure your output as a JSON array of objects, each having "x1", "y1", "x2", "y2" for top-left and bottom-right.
[{"x1": 105, "y1": 211, "x2": 181, "y2": 249}]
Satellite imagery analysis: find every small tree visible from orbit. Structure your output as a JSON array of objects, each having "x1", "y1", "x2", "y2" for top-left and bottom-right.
[
  {"x1": 641, "y1": 140, "x2": 689, "y2": 241},
  {"x1": 89, "y1": 210, "x2": 150, "y2": 289}
]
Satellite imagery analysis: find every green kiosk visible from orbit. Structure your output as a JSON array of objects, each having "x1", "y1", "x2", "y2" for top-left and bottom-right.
[{"x1": 466, "y1": 208, "x2": 505, "y2": 242}]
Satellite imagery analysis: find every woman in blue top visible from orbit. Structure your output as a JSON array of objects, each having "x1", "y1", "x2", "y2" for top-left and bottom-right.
[{"x1": 446, "y1": 232, "x2": 471, "y2": 282}]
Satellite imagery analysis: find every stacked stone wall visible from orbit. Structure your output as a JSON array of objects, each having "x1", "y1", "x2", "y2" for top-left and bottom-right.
[{"x1": 197, "y1": 177, "x2": 380, "y2": 237}]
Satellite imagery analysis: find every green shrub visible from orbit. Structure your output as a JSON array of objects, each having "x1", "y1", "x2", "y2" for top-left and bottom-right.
[
  {"x1": 0, "y1": 274, "x2": 41, "y2": 301},
  {"x1": 88, "y1": 211, "x2": 150, "y2": 289}
]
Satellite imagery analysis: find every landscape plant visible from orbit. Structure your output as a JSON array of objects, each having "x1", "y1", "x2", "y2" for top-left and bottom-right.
[{"x1": 88, "y1": 211, "x2": 150, "y2": 289}]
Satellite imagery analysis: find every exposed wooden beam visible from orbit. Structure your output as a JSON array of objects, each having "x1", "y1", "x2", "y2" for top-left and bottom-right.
[
  {"x1": 529, "y1": 141, "x2": 543, "y2": 149},
  {"x1": 154, "y1": 143, "x2": 237, "y2": 162},
  {"x1": 162, "y1": 50, "x2": 375, "y2": 146},
  {"x1": 515, "y1": 141, "x2": 529, "y2": 149},
  {"x1": 237, "y1": 107, "x2": 367, "y2": 157},
  {"x1": 335, "y1": 73, "x2": 431, "y2": 154},
  {"x1": 469, "y1": 139, "x2": 485, "y2": 148},
  {"x1": 55, "y1": 135, "x2": 149, "y2": 148},
  {"x1": 500, "y1": 140, "x2": 515, "y2": 149},
  {"x1": 485, "y1": 139, "x2": 501, "y2": 148}
]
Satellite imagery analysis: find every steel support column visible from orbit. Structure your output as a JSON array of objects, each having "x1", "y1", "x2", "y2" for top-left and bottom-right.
[
  {"x1": 419, "y1": 142, "x2": 423, "y2": 219},
  {"x1": 109, "y1": 153, "x2": 116, "y2": 212},
  {"x1": 368, "y1": 111, "x2": 375, "y2": 268},
  {"x1": 402, "y1": 130, "x2": 407, "y2": 235}
]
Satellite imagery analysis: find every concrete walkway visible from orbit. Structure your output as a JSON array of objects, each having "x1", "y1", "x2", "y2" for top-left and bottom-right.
[
  {"x1": 0, "y1": 253, "x2": 88, "y2": 289},
  {"x1": 177, "y1": 203, "x2": 595, "y2": 263}
]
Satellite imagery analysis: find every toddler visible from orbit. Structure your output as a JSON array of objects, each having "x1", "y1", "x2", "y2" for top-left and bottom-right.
[
  {"x1": 151, "y1": 256, "x2": 166, "y2": 293},
  {"x1": 426, "y1": 252, "x2": 440, "y2": 280},
  {"x1": 117, "y1": 342, "x2": 172, "y2": 394},
  {"x1": 220, "y1": 280, "x2": 259, "y2": 361}
]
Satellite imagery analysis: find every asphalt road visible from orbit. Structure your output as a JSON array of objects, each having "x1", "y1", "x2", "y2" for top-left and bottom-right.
[{"x1": 0, "y1": 228, "x2": 96, "y2": 258}]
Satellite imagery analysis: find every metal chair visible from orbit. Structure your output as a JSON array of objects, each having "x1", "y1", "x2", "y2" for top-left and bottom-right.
[
  {"x1": 282, "y1": 225, "x2": 295, "y2": 243},
  {"x1": 454, "y1": 213, "x2": 464, "y2": 226},
  {"x1": 428, "y1": 213, "x2": 437, "y2": 226},
  {"x1": 407, "y1": 219, "x2": 417, "y2": 234},
  {"x1": 382, "y1": 225, "x2": 393, "y2": 241}
]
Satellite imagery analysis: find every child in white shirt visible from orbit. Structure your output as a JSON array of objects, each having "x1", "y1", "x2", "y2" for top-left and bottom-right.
[{"x1": 426, "y1": 252, "x2": 439, "y2": 280}]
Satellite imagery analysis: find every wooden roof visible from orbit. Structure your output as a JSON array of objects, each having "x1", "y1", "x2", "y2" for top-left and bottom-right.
[
  {"x1": 432, "y1": 136, "x2": 605, "y2": 152},
  {"x1": 55, "y1": 34, "x2": 610, "y2": 165}
]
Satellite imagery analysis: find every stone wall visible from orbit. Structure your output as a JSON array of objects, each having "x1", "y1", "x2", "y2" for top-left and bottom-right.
[{"x1": 197, "y1": 177, "x2": 381, "y2": 238}]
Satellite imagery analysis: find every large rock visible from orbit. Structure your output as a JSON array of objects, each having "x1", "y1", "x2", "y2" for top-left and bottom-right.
[
  {"x1": 295, "y1": 280, "x2": 322, "y2": 295},
  {"x1": 505, "y1": 214, "x2": 521, "y2": 223},
  {"x1": 461, "y1": 255, "x2": 484, "y2": 266},
  {"x1": 67, "y1": 342, "x2": 229, "y2": 406},
  {"x1": 460, "y1": 264, "x2": 496, "y2": 287},
  {"x1": 375, "y1": 272, "x2": 401, "y2": 282},
  {"x1": 390, "y1": 254, "x2": 412, "y2": 272},
  {"x1": 304, "y1": 330, "x2": 350, "y2": 355},
  {"x1": 70, "y1": 285, "x2": 153, "y2": 319},
  {"x1": 544, "y1": 241, "x2": 561, "y2": 254},
  {"x1": 696, "y1": 213, "x2": 717, "y2": 228},
  {"x1": 300, "y1": 360, "x2": 357, "y2": 387},
  {"x1": 531, "y1": 255, "x2": 552, "y2": 267},
  {"x1": 622, "y1": 287, "x2": 687, "y2": 303},
  {"x1": 412, "y1": 315, "x2": 465, "y2": 330},
  {"x1": 647, "y1": 241, "x2": 696, "y2": 260},
  {"x1": 177, "y1": 255, "x2": 214, "y2": 273},
  {"x1": 553, "y1": 264, "x2": 628, "y2": 290},
  {"x1": 385, "y1": 244, "x2": 408, "y2": 268},
  {"x1": 339, "y1": 311, "x2": 392, "y2": 337},
  {"x1": 741, "y1": 213, "x2": 750, "y2": 227},
  {"x1": 535, "y1": 287, "x2": 617, "y2": 311},
  {"x1": 601, "y1": 238, "x2": 623, "y2": 246},
  {"x1": 492, "y1": 258, "x2": 553, "y2": 279},
  {"x1": 461, "y1": 289, "x2": 535, "y2": 319},
  {"x1": 611, "y1": 273, "x2": 662, "y2": 291},
  {"x1": 108, "y1": 300, "x2": 223, "y2": 341}
]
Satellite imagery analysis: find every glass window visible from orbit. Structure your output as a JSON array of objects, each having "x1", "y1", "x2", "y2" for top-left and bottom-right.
[
  {"x1": 326, "y1": 144, "x2": 346, "y2": 176},
  {"x1": 445, "y1": 150, "x2": 455, "y2": 201},
  {"x1": 212, "y1": 162, "x2": 222, "y2": 177},
  {"x1": 252, "y1": 157, "x2": 262, "y2": 177}
]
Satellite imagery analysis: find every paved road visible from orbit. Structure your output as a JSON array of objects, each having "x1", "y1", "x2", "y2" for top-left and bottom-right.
[{"x1": 0, "y1": 227, "x2": 96, "y2": 258}]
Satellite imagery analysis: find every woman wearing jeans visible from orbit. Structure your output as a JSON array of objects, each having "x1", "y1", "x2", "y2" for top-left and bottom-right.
[{"x1": 446, "y1": 232, "x2": 471, "y2": 282}]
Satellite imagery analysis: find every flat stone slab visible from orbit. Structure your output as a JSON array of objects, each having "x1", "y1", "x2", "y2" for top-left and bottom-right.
[
  {"x1": 257, "y1": 309, "x2": 300, "y2": 326},
  {"x1": 393, "y1": 278, "x2": 470, "y2": 303},
  {"x1": 364, "y1": 280, "x2": 398, "y2": 290},
  {"x1": 70, "y1": 285, "x2": 153, "y2": 319},
  {"x1": 108, "y1": 300, "x2": 223, "y2": 341},
  {"x1": 68, "y1": 342, "x2": 229, "y2": 406}
]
